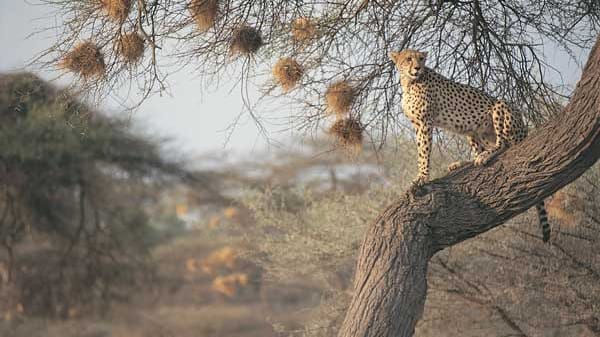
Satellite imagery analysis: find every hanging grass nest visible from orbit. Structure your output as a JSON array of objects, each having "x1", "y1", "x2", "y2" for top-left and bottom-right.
[
  {"x1": 60, "y1": 42, "x2": 106, "y2": 79},
  {"x1": 272, "y1": 57, "x2": 303, "y2": 92},
  {"x1": 325, "y1": 81, "x2": 355, "y2": 115},
  {"x1": 328, "y1": 117, "x2": 363, "y2": 152},
  {"x1": 118, "y1": 32, "x2": 145, "y2": 63},
  {"x1": 101, "y1": 0, "x2": 132, "y2": 22},
  {"x1": 291, "y1": 17, "x2": 316, "y2": 43},
  {"x1": 189, "y1": 0, "x2": 218, "y2": 31},
  {"x1": 230, "y1": 25, "x2": 263, "y2": 55}
]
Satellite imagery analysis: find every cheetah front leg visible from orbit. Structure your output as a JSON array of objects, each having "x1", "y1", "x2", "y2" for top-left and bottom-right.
[
  {"x1": 411, "y1": 119, "x2": 433, "y2": 189},
  {"x1": 448, "y1": 136, "x2": 485, "y2": 171}
]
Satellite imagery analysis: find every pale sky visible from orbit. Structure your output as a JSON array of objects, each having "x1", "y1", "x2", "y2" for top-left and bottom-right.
[
  {"x1": 0, "y1": 0, "x2": 285, "y2": 158},
  {"x1": 0, "y1": 1, "x2": 588, "y2": 157}
]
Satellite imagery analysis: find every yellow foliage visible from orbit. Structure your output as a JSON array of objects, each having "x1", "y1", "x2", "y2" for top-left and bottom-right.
[
  {"x1": 185, "y1": 258, "x2": 198, "y2": 272},
  {"x1": 223, "y1": 207, "x2": 240, "y2": 221},
  {"x1": 176, "y1": 203, "x2": 189, "y2": 217},
  {"x1": 211, "y1": 273, "x2": 249, "y2": 297},
  {"x1": 200, "y1": 246, "x2": 237, "y2": 275}
]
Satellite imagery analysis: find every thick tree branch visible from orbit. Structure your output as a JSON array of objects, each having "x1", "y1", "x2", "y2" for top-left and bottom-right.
[{"x1": 338, "y1": 35, "x2": 600, "y2": 337}]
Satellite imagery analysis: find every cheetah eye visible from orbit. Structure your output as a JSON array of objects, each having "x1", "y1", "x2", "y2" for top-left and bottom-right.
[
  {"x1": 418, "y1": 56, "x2": 424, "y2": 61},
  {"x1": 406, "y1": 57, "x2": 412, "y2": 62}
]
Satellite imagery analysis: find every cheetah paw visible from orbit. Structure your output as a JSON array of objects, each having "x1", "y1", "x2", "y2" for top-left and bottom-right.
[
  {"x1": 409, "y1": 176, "x2": 428, "y2": 193},
  {"x1": 448, "y1": 161, "x2": 467, "y2": 172},
  {"x1": 474, "y1": 150, "x2": 500, "y2": 166}
]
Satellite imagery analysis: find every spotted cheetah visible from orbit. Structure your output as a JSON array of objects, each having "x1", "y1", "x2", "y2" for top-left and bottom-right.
[{"x1": 390, "y1": 49, "x2": 550, "y2": 242}]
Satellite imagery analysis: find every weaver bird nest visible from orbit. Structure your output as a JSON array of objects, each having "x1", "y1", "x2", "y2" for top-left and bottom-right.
[
  {"x1": 328, "y1": 117, "x2": 363, "y2": 152},
  {"x1": 291, "y1": 17, "x2": 317, "y2": 43},
  {"x1": 60, "y1": 42, "x2": 106, "y2": 79},
  {"x1": 230, "y1": 25, "x2": 263, "y2": 55},
  {"x1": 101, "y1": 0, "x2": 131, "y2": 22},
  {"x1": 117, "y1": 32, "x2": 145, "y2": 64},
  {"x1": 189, "y1": 0, "x2": 218, "y2": 32},
  {"x1": 325, "y1": 81, "x2": 355, "y2": 115},
  {"x1": 272, "y1": 58, "x2": 303, "y2": 92}
]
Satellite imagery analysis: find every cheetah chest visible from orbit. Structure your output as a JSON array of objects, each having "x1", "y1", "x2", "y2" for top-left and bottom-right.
[{"x1": 401, "y1": 84, "x2": 430, "y2": 123}]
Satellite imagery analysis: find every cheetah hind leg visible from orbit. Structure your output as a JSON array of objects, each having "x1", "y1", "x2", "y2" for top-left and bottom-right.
[
  {"x1": 473, "y1": 132, "x2": 510, "y2": 165},
  {"x1": 475, "y1": 102, "x2": 510, "y2": 166}
]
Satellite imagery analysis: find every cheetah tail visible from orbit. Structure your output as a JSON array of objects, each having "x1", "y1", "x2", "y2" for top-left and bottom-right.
[{"x1": 536, "y1": 203, "x2": 551, "y2": 243}]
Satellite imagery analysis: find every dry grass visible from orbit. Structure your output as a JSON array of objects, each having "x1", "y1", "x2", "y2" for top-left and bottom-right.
[
  {"x1": 273, "y1": 58, "x2": 303, "y2": 92},
  {"x1": 150, "y1": 304, "x2": 273, "y2": 337},
  {"x1": 328, "y1": 117, "x2": 363, "y2": 153},
  {"x1": 0, "y1": 229, "x2": 317, "y2": 337},
  {"x1": 189, "y1": 0, "x2": 218, "y2": 32},
  {"x1": 101, "y1": 0, "x2": 131, "y2": 22},
  {"x1": 59, "y1": 42, "x2": 106, "y2": 79},
  {"x1": 230, "y1": 25, "x2": 263, "y2": 55},
  {"x1": 223, "y1": 206, "x2": 241, "y2": 221},
  {"x1": 117, "y1": 32, "x2": 145, "y2": 64},
  {"x1": 291, "y1": 17, "x2": 316, "y2": 43},
  {"x1": 208, "y1": 214, "x2": 221, "y2": 229},
  {"x1": 325, "y1": 81, "x2": 355, "y2": 115}
]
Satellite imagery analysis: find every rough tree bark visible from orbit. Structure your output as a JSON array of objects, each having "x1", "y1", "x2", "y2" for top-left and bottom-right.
[{"x1": 337, "y1": 36, "x2": 600, "y2": 337}]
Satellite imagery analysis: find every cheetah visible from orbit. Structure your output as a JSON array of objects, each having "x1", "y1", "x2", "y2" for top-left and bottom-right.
[{"x1": 389, "y1": 49, "x2": 551, "y2": 242}]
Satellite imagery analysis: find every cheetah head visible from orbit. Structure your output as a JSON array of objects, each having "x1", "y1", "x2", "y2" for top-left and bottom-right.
[{"x1": 389, "y1": 49, "x2": 428, "y2": 81}]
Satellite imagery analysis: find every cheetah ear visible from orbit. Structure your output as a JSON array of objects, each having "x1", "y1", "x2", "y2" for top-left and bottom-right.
[{"x1": 389, "y1": 51, "x2": 400, "y2": 62}]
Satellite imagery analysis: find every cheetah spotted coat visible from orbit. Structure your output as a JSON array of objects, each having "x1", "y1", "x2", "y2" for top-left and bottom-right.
[{"x1": 391, "y1": 49, "x2": 550, "y2": 242}]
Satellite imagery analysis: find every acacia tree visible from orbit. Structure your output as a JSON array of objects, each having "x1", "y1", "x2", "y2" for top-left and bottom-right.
[
  {"x1": 0, "y1": 72, "x2": 221, "y2": 318},
  {"x1": 39, "y1": 1, "x2": 598, "y2": 131},
  {"x1": 36, "y1": 0, "x2": 600, "y2": 335},
  {"x1": 336, "y1": 39, "x2": 600, "y2": 336}
]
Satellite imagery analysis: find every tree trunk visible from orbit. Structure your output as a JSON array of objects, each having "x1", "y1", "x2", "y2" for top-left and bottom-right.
[{"x1": 338, "y1": 36, "x2": 600, "y2": 337}]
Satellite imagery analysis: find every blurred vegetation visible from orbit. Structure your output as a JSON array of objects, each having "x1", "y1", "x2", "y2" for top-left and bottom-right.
[
  {"x1": 0, "y1": 72, "x2": 194, "y2": 320},
  {"x1": 0, "y1": 72, "x2": 598, "y2": 337},
  {"x1": 242, "y1": 145, "x2": 600, "y2": 337}
]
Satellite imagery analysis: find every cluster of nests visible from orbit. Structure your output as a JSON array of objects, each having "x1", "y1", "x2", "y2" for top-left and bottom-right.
[
  {"x1": 189, "y1": 2, "x2": 363, "y2": 152},
  {"x1": 325, "y1": 81, "x2": 362, "y2": 153},
  {"x1": 189, "y1": 0, "x2": 263, "y2": 55},
  {"x1": 59, "y1": 32, "x2": 145, "y2": 79},
  {"x1": 61, "y1": 0, "x2": 362, "y2": 152},
  {"x1": 59, "y1": 0, "x2": 145, "y2": 79}
]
